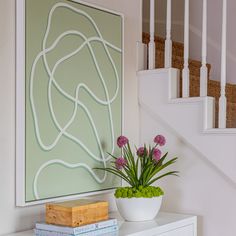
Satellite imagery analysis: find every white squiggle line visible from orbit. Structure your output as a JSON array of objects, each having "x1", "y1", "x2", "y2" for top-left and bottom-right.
[
  {"x1": 42, "y1": 3, "x2": 120, "y2": 157},
  {"x1": 33, "y1": 159, "x2": 106, "y2": 199},
  {"x1": 47, "y1": 33, "x2": 118, "y2": 161},
  {"x1": 31, "y1": 35, "x2": 113, "y2": 199},
  {"x1": 31, "y1": 37, "x2": 113, "y2": 197},
  {"x1": 43, "y1": 3, "x2": 120, "y2": 156},
  {"x1": 30, "y1": 3, "x2": 122, "y2": 199},
  {"x1": 30, "y1": 33, "x2": 120, "y2": 155}
]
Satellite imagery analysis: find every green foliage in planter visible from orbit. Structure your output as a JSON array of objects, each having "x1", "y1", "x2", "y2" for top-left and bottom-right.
[{"x1": 115, "y1": 186, "x2": 164, "y2": 198}]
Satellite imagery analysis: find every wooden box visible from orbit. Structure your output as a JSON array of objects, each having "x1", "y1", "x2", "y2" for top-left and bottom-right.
[{"x1": 46, "y1": 199, "x2": 109, "y2": 227}]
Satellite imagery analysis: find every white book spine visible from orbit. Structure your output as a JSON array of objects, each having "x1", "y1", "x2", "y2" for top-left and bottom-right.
[
  {"x1": 84, "y1": 219, "x2": 117, "y2": 233},
  {"x1": 36, "y1": 224, "x2": 94, "y2": 234},
  {"x1": 36, "y1": 219, "x2": 117, "y2": 235},
  {"x1": 34, "y1": 229, "x2": 73, "y2": 236},
  {"x1": 79, "y1": 225, "x2": 118, "y2": 236},
  {"x1": 34, "y1": 225, "x2": 119, "y2": 236}
]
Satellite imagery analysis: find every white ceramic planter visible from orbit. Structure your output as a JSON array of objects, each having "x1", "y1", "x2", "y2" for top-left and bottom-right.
[{"x1": 115, "y1": 196, "x2": 163, "y2": 221}]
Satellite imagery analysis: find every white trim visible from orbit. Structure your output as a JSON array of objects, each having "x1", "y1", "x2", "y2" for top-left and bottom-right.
[
  {"x1": 71, "y1": 0, "x2": 124, "y2": 17},
  {"x1": 121, "y1": 10, "x2": 125, "y2": 189},
  {"x1": 203, "y1": 128, "x2": 236, "y2": 134},
  {"x1": 171, "y1": 97, "x2": 214, "y2": 104},
  {"x1": 137, "y1": 68, "x2": 170, "y2": 76},
  {"x1": 136, "y1": 42, "x2": 147, "y2": 71},
  {"x1": 16, "y1": 0, "x2": 26, "y2": 207},
  {"x1": 16, "y1": 0, "x2": 124, "y2": 206},
  {"x1": 19, "y1": 189, "x2": 115, "y2": 207}
]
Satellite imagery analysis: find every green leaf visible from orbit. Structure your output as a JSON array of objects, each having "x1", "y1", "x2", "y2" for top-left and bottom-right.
[
  {"x1": 124, "y1": 144, "x2": 138, "y2": 181},
  {"x1": 122, "y1": 147, "x2": 131, "y2": 165},
  {"x1": 94, "y1": 167, "x2": 132, "y2": 186},
  {"x1": 138, "y1": 162, "x2": 154, "y2": 185},
  {"x1": 148, "y1": 157, "x2": 178, "y2": 180},
  {"x1": 142, "y1": 163, "x2": 155, "y2": 185},
  {"x1": 135, "y1": 157, "x2": 139, "y2": 177},
  {"x1": 106, "y1": 152, "x2": 118, "y2": 160},
  {"x1": 123, "y1": 166, "x2": 137, "y2": 186},
  {"x1": 146, "y1": 171, "x2": 179, "y2": 186},
  {"x1": 127, "y1": 142, "x2": 136, "y2": 167}
]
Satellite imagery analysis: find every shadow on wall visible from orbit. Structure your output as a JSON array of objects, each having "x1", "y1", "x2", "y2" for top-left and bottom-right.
[
  {"x1": 14, "y1": 208, "x2": 44, "y2": 233},
  {"x1": 139, "y1": 103, "x2": 236, "y2": 236}
]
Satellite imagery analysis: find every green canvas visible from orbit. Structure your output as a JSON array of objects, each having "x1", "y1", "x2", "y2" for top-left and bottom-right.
[{"x1": 23, "y1": 0, "x2": 123, "y2": 203}]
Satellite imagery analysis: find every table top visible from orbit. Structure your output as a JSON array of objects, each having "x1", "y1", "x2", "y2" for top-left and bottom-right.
[{"x1": 4, "y1": 212, "x2": 197, "y2": 236}]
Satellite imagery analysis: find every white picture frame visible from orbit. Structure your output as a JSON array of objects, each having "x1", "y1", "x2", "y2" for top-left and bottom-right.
[{"x1": 16, "y1": 0, "x2": 124, "y2": 206}]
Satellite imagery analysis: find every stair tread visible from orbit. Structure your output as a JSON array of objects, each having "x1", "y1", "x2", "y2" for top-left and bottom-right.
[{"x1": 204, "y1": 128, "x2": 236, "y2": 134}]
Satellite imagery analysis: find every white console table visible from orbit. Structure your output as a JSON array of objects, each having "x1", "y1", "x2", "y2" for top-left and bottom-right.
[{"x1": 5, "y1": 212, "x2": 197, "y2": 236}]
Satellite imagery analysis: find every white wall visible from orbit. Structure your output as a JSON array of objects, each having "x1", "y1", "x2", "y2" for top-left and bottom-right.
[
  {"x1": 142, "y1": 0, "x2": 184, "y2": 42},
  {"x1": 0, "y1": 0, "x2": 142, "y2": 234},
  {"x1": 140, "y1": 106, "x2": 236, "y2": 236}
]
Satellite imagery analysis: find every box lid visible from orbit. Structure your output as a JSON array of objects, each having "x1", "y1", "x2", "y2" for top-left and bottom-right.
[{"x1": 46, "y1": 199, "x2": 108, "y2": 212}]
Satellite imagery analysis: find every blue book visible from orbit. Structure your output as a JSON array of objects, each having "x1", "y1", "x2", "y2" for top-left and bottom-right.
[
  {"x1": 34, "y1": 225, "x2": 119, "y2": 236},
  {"x1": 35, "y1": 219, "x2": 117, "y2": 235}
]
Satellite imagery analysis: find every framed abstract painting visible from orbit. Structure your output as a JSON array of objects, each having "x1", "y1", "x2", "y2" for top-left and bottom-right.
[{"x1": 16, "y1": 0, "x2": 123, "y2": 206}]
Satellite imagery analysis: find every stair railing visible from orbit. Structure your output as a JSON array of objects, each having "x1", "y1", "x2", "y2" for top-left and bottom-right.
[
  {"x1": 219, "y1": 0, "x2": 227, "y2": 128},
  {"x1": 182, "y1": 0, "x2": 190, "y2": 98},
  {"x1": 200, "y1": 0, "x2": 208, "y2": 97},
  {"x1": 148, "y1": 0, "x2": 155, "y2": 70},
  {"x1": 147, "y1": 0, "x2": 228, "y2": 128},
  {"x1": 165, "y1": 0, "x2": 172, "y2": 68}
]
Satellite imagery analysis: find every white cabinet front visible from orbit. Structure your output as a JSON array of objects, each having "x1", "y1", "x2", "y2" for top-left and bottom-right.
[{"x1": 154, "y1": 224, "x2": 194, "y2": 236}]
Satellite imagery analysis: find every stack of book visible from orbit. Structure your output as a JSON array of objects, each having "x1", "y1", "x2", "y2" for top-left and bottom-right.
[
  {"x1": 34, "y1": 199, "x2": 119, "y2": 236},
  {"x1": 34, "y1": 218, "x2": 118, "y2": 236}
]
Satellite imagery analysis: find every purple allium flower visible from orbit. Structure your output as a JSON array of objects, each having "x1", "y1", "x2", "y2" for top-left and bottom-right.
[
  {"x1": 154, "y1": 135, "x2": 166, "y2": 146},
  {"x1": 117, "y1": 136, "x2": 129, "y2": 148},
  {"x1": 152, "y1": 148, "x2": 162, "y2": 163},
  {"x1": 115, "y1": 157, "x2": 127, "y2": 170},
  {"x1": 137, "y1": 147, "x2": 147, "y2": 157}
]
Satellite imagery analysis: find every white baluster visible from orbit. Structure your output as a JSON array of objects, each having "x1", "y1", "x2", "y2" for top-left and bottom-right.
[
  {"x1": 148, "y1": 0, "x2": 155, "y2": 70},
  {"x1": 182, "y1": 0, "x2": 190, "y2": 98},
  {"x1": 165, "y1": 0, "x2": 172, "y2": 68},
  {"x1": 200, "y1": 0, "x2": 208, "y2": 97},
  {"x1": 219, "y1": 0, "x2": 227, "y2": 128}
]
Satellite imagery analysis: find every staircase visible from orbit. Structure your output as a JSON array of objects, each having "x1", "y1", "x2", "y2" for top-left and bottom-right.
[
  {"x1": 139, "y1": 0, "x2": 236, "y2": 186},
  {"x1": 138, "y1": 67, "x2": 236, "y2": 185},
  {"x1": 142, "y1": 33, "x2": 236, "y2": 128}
]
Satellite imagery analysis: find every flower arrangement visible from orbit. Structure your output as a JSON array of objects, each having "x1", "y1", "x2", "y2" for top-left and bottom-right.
[{"x1": 95, "y1": 135, "x2": 178, "y2": 198}]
